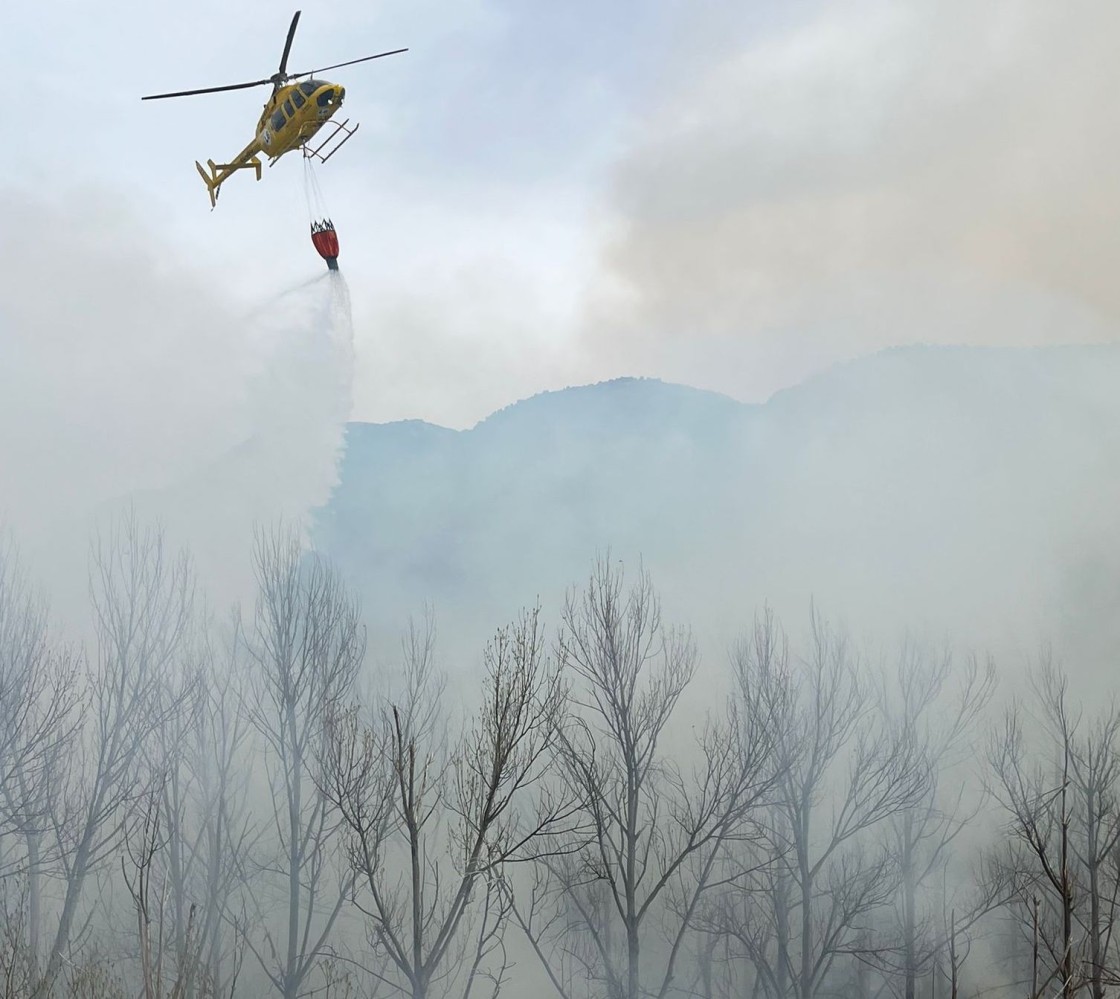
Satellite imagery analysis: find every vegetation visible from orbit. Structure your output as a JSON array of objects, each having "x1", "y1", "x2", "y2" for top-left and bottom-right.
[{"x1": 0, "y1": 518, "x2": 1117, "y2": 999}]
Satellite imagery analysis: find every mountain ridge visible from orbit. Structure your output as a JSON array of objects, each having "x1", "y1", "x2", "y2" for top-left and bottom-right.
[{"x1": 313, "y1": 342, "x2": 1120, "y2": 681}]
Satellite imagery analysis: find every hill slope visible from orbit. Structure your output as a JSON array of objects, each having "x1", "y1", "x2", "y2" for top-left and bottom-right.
[{"x1": 313, "y1": 346, "x2": 1120, "y2": 676}]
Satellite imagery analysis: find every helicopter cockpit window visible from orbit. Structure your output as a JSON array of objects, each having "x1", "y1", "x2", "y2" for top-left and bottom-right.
[
  {"x1": 282, "y1": 99, "x2": 294, "y2": 117},
  {"x1": 291, "y1": 89, "x2": 305, "y2": 109},
  {"x1": 271, "y1": 109, "x2": 286, "y2": 131},
  {"x1": 299, "y1": 81, "x2": 318, "y2": 97},
  {"x1": 317, "y1": 88, "x2": 336, "y2": 107}
]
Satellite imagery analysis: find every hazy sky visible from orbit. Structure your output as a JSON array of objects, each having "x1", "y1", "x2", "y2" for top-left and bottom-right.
[{"x1": 4, "y1": 0, "x2": 1120, "y2": 435}]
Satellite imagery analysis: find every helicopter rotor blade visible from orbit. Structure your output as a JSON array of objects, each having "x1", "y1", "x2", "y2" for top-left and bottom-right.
[
  {"x1": 290, "y1": 48, "x2": 408, "y2": 79},
  {"x1": 142, "y1": 78, "x2": 273, "y2": 100},
  {"x1": 278, "y1": 10, "x2": 301, "y2": 78}
]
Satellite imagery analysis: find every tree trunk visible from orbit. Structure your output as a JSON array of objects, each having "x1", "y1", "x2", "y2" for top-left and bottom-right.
[
  {"x1": 37, "y1": 830, "x2": 93, "y2": 998},
  {"x1": 626, "y1": 764, "x2": 640, "y2": 999},
  {"x1": 902, "y1": 813, "x2": 917, "y2": 999},
  {"x1": 1031, "y1": 897, "x2": 1039, "y2": 999},
  {"x1": 775, "y1": 871, "x2": 790, "y2": 999},
  {"x1": 26, "y1": 830, "x2": 41, "y2": 986},
  {"x1": 1060, "y1": 764, "x2": 1073, "y2": 999},
  {"x1": 1086, "y1": 787, "x2": 1103, "y2": 999},
  {"x1": 285, "y1": 696, "x2": 302, "y2": 999},
  {"x1": 798, "y1": 804, "x2": 812, "y2": 999},
  {"x1": 948, "y1": 910, "x2": 958, "y2": 999}
]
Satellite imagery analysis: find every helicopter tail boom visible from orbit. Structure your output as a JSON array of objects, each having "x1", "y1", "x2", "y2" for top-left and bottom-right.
[{"x1": 195, "y1": 145, "x2": 263, "y2": 208}]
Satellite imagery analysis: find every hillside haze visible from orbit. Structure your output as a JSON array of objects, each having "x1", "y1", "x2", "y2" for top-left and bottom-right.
[{"x1": 313, "y1": 343, "x2": 1120, "y2": 681}]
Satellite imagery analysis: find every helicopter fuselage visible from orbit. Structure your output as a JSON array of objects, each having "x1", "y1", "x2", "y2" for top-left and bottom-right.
[
  {"x1": 192, "y1": 78, "x2": 351, "y2": 206},
  {"x1": 255, "y1": 79, "x2": 346, "y2": 160}
]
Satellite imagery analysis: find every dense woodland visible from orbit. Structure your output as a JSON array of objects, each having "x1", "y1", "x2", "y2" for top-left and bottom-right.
[{"x1": 0, "y1": 514, "x2": 1117, "y2": 999}]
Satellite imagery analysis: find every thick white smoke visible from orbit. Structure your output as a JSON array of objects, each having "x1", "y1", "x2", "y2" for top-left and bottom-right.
[
  {"x1": 581, "y1": 0, "x2": 1120, "y2": 400},
  {"x1": 0, "y1": 187, "x2": 356, "y2": 616},
  {"x1": 143, "y1": 270, "x2": 356, "y2": 606}
]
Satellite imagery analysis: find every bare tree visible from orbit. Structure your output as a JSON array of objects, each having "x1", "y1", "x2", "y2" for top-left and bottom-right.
[
  {"x1": 244, "y1": 526, "x2": 365, "y2": 999},
  {"x1": 152, "y1": 638, "x2": 206, "y2": 997},
  {"x1": 989, "y1": 704, "x2": 1076, "y2": 998},
  {"x1": 121, "y1": 784, "x2": 210, "y2": 999},
  {"x1": 988, "y1": 656, "x2": 1120, "y2": 999},
  {"x1": 0, "y1": 536, "x2": 79, "y2": 979},
  {"x1": 0, "y1": 878, "x2": 36, "y2": 999},
  {"x1": 323, "y1": 606, "x2": 568, "y2": 999},
  {"x1": 36, "y1": 513, "x2": 194, "y2": 998},
  {"x1": 517, "y1": 558, "x2": 780, "y2": 999},
  {"x1": 189, "y1": 620, "x2": 255, "y2": 999},
  {"x1": 932, "y1": 861, "x2": 1013, "y2": 999},
  {"x1": 718, "y1": 606, "x2": 929, "y2": 999},
  {"x1": 882, "y1": 643, "x2": 996, "y2": 999},
  {"x1": 148, "y1": 613, "x2": 255, "y2": 999}
]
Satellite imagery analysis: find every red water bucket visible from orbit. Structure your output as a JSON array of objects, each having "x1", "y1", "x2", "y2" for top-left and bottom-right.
[{"x1": 310, "y1": 221, "x2": 340, "y2": 270}]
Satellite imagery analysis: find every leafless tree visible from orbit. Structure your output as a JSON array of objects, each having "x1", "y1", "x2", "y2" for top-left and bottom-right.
[
  {"x1": 121, "y1": 784, "x2": 210, "y2": 999},
  {"x1": 189, "y1": 620, "x2": 255, "y2": 999},
  {"x1": 1056, "y1": 678, "x2": 1120, "y2": 999},
  {"x1": 36, "y1": 513, "x2": 194, "y2": 998},
  {"x1": 516, "y1": 559, "x2": 781, "y2": 999},
  {"x1": 244, "y1": 525, "x2": 365, "y2": 999},
  {"x1": 151, "y1": 638, "x2": 206, "y2": 997},
  {"x1": 0, "y1": 878, "x2": 36, "y2": 999},
  {"x1": 323, "y1": 605, "x2": 568, "y2": 999},
  {"x1": 716, "y1": 606, "x2": 930, "y2": 999},
  {"x1": 149, "y1": 613, "x2": 254, "y2": 999},
  {"x1": 933, "y1": 866, "x2": 1011, "y2": 999},
  {"x1": 0, "y1": 536, "x2": 79, "y2": 980},
  {"x1": 881, "y1": 643, "x2": 996, "y2": 999},
  {"x1": 988, "y1": 656, "x2": 1120, "y2": 999}
]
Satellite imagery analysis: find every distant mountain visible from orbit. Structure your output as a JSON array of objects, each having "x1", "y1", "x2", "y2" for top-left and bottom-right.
[{"x1": 312, "y1": 346, "x2": 1120, "y2": 682}]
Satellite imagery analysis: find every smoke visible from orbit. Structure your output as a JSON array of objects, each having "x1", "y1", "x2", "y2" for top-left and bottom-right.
[
  {"x1": 0, "y1": 187, "x2": 355, "y2": 614},
  {"x1": 0, "y1": 191, "x2": 247, "y2": 523},
  {"x1": 145, "y1": 270, "x2": 356, "y2": 605},
  {"x1": 581, "y1": 0, "x2": 1120, "y2": 401},
  {"x1": 243, "y1": 270, "x2": 355, "y2": 506}
]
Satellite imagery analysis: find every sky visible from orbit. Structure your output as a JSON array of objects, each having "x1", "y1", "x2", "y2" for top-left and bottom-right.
[
  {"x1": 3, "y1": 0, "x2": 1120, "y2": 569},
  {"x1": 6, "y1": 0, "x2": 1120, "y2": 428}
]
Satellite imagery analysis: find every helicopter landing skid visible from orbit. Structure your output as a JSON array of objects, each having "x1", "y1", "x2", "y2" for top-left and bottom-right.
[{"x1": 302, "y1": 119, "x2": 360, "y2": 165}]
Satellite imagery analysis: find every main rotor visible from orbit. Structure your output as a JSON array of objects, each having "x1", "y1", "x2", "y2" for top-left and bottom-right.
[{"x1": 141, "y1": 10, "x2": 407, "y2": 101}]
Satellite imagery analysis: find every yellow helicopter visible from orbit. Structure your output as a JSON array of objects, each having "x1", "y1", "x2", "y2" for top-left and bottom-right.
[{"x1": 143, "y1": 11, "x2": 406, "y2": 207}]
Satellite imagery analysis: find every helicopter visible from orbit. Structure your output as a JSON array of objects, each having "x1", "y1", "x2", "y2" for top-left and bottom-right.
[{"x1": 143, "y1": 11, "x2": 406, "y2": 207}]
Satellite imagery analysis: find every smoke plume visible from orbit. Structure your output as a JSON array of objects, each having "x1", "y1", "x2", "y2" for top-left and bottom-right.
[
  {"x1": 582, "y1": 0, "x2": 1120, "y2": 400},
  {"x1": 0, "y1": 187, "x2": 355, "y2": 613}
]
